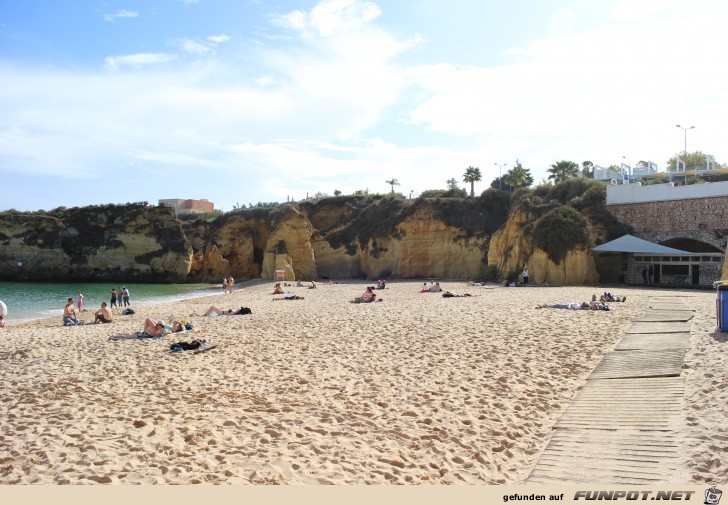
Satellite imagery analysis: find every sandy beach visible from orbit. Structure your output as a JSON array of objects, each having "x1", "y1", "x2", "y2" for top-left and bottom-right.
[{"x1": 0, "y1": 280, "x2": 725, "y2": 485}]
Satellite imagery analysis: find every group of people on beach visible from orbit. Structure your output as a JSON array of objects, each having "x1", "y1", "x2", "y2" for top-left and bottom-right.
[
  {"x1": 109, "y1": 287, "x2": 131, "y2": 308},
  {"x1": 421, "y1": 282, "x2": 442, "y2": 292},
  {"x1": 536, "y1": 293, "x2": 627, "y2": 311},
  {"x1": 221, "y1": 277, "x2": 236, "y2": 294},
  {"x1": 62, "y1": 288, "x2": 132, "y2": 326}
]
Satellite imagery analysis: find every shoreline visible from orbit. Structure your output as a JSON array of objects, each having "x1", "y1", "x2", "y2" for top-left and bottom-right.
[{"x1": 0, "y1": 281, "x2": 724, "y2": 484}]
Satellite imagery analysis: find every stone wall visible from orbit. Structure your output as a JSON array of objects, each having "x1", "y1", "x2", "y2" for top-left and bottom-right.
[{"x1": 607, "y1": 195, "x2": 728, "y2": 250}]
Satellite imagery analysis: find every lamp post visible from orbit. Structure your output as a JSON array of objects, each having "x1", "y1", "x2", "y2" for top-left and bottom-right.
[
  {"x1": 494, "y1": 162, "x2": 507, "y2": 190},
  {"x1": 622, "y1": 155, "x2": 631, "y2": 183},
  {"x1": 676, "y1": 124, "x2": 695, "y2": 185}
]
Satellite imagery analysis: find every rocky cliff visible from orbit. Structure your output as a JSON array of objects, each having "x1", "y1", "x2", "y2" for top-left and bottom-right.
[
  {"x1": 0, "y1": 204, "x2": 192, "y2": 282},
  {"x1": 1, "y1": 185, "x2": 628, "y2": 285},
  {"x1": 184, "y1": 195, "x2": 505, "y2": 282}
]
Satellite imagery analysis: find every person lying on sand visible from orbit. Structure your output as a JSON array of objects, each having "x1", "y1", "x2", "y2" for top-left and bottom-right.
[
  {"x1": 600, "y1": 292, "x2": 626, "y2": 303},
  {"x1": 203, "y1": 306, "x2": 252, "y2": 316},
  {"x1": 108, "y1": 318, "x2": 171, "y2": 340},
  {"x1": 273, "y1": 295, "x2": 305, "y2": 301},
  {"x1": 536, "y1": 301, "x2": 609, "y2": 311},
  {"x1": 442, "y1": 291, "x2": 473, "y2": 298}
]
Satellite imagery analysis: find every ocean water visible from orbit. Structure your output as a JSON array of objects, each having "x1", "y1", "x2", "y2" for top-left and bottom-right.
[{"x1": 0, "y1": 281, "x2": 219, "y2": 324}]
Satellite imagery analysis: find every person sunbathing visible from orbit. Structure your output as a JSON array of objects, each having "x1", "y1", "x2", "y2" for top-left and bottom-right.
[
  {"x1": 442, "y1": 291, "x2": 473, "y2": 298},
  {"x1": 537, "y1": 301, "x2": 609, "y2": 311},
  {"x1": 600, "y1": 292, "x2": 626, "y2": 303},
  {"x1": 536, "y1": 302, "x2": 588, "y2": 310},
  {"x1": 63, "y1": 297, "x2": 83, "y2": 325},
  {"x1": 351, "y1": 287, "x2": 381, "y2": 303},
  {"x1": 93, "y1": 302, "x2": 113, "y2": 324},
  {"x1": 203, "y1": 306, "x2": 252, "y2": 316},
  {"x1": 109, "y1": 318, "x2": 170, "y2": 340},
  {"x1": 273, "y1": 295, "x2": 305, "y2": 301},
  {"x1": 272, "y1": 283, "x2": 284, "y2": 295}
]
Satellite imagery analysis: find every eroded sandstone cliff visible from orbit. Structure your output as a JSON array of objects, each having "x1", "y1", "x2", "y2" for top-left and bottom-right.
[
  {"x1": 2, "y1": 186, "x2": 627, "y2": 285},
  {"x1": 0, "y1": 204, "x2": 192, "y2": 282}
]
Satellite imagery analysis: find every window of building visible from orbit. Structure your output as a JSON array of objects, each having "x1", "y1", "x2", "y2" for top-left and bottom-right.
[{"x1": 662, "y1": 265, "x2": 689, "y2": 276}]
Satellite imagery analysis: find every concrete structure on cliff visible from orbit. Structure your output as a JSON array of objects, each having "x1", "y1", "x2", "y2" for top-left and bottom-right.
[
  {"x1": 605, "y1": 181, "x2": 727, "y2": 287},
  {"x1": 159, "y1": 198, "x2": 214, "y2": 215}
]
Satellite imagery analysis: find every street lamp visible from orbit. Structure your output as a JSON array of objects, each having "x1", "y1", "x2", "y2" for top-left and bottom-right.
[
  {"x1": 622, "y1": 155, "x2": 631, "y2": 183},
  {"x1": 676, "y1": 124, "x2": 695, "y2": 185},
  {"x1": 494, "y1": 162, "x2": 507, "y2": 190}
]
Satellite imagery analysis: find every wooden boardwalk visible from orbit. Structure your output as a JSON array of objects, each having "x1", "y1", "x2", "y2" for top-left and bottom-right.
[{"x1": 526, "y1": 297, "x2": 692, "y2": 484}]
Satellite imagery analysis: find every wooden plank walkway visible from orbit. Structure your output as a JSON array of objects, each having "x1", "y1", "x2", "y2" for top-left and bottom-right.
[
  {"x1": 526, "y1": 298, "x2": 691, "y2": 484},
  {"x1": 589, "y1": 349, "x2": 685, "y2": 379},
  {"x1": 614, "y1": 332, "x2": 691, "y2": 351},
  {"x1": 635, "y1": 310, "x2": 694, "y2": 322},
  {"x1": 626, "y1": 321, "x2": 691, "y2": 334},
  {"x1": 527, "y1": 430, "x2": 685, "y2": 484}
]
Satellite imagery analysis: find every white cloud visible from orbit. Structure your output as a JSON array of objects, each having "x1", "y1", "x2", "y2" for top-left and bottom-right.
[
  {"x1": 105, "y1": 52, "x2": 178, "y2": 69},
  {"x1": 406, "y1": 4, "x2": 728, "y2": 178},
  {"x1": 274, "y1": 0, "x2": 382, "y2": 37},
  {"x1": 176, "y1": 39, "x2": 214, "y2": 56},
  {"x1": 4, "y1": 0, "x2": 728, "y2": 211},
  {"x1": 103, "y1": 10, "x2": 139, "y2": 22},
  {"x1": 208, "y1": 34, "x2": 231, "y2": 45}
]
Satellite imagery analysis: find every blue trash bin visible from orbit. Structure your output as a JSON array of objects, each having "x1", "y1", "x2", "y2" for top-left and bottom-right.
[{"x1": 718, "y1": 285, "x2": 728, "y2": 332}]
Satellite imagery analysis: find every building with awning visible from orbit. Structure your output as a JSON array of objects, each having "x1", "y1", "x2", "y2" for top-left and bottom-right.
[{"x1": 592, "y1": 234, "x2": 721, "y2": 287}]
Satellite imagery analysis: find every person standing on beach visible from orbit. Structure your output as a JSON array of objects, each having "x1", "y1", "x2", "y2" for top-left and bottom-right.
[
  {"x1": 228, "y1": 277, "x2": 235, "y2": 294},
  {"x1": 648, "y1": 265, "x2": 654, "y2": 284},
  {"x1": 77, "y1": 291, "x2": 84, "y2": 312},
  {"x1": 0, "y1": 300, "x2": 6, "y2": 328},
  {"x1": 521, "y1": 268, "x2": 529, "y2": 285},
  {"x1": 122, "y1": 287, "x2": 131, "y2": 307},
  {"x1": 642, "y1": 267, "x2": 648, "y2": 285},
  {"x1": 110, "y1": 288, "x2": 117, "y2": 308},
  {"x1": 222, "y1": 277, "x2": 228, "y2": 294}
]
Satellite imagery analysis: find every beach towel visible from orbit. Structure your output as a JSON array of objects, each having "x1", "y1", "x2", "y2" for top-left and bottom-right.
[{"x1": 108, "y1": 331, "x2": 164, "y2": 341}]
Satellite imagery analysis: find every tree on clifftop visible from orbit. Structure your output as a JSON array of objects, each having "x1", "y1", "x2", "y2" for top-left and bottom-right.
[
  {"x1": 386, "y1": 178, "x2": 400, "y2": 194},
  {"x1": 503, "y1": 161, "x2": 532, "y2": 192},
  {"x1": 548, "y1": 160, "x2": 580, "y2": 183},
  {"x1": 463, "y1": 166, "x2": 482, "y2": 197}
]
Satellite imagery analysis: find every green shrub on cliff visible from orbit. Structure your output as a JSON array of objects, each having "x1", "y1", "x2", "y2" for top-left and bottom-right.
[{"x1": 532, "y1": 206, "x2": 593, "y2": 264}]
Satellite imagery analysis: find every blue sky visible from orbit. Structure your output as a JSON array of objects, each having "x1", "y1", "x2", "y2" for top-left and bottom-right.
[{"x1": 1, "y1": 0, "x2": 726, "y2": 212}]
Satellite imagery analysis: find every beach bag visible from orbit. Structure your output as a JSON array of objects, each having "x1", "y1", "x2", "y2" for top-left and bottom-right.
[
  {"x1": 170, "y1": 339, "x2": 205, "y2": 352},
  {"x1": 122, "y1": 308, "x2": 135, "y2": 315}
]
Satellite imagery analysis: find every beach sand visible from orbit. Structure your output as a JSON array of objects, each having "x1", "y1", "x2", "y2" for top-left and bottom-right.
[{"x1": 0, "y1": 281, "x2": 724, "y2": 485}]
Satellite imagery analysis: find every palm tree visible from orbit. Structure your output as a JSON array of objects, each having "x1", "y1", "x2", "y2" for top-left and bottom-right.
[
  {"x1": 385, "y1": 178, "x2": 400, "y2": 194},
  {"x1": 462, "y1": 166, "x2": 482, "y2": 197},
  {"x1": 547, "y1": 160, "x2": 580, "y2": 183},
  {"x1": 503, "y1": 165, "x2": 530, "y2": 192},
  {"x1": 581, "y1": 161, "x2": 594, "y2": 178}
]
